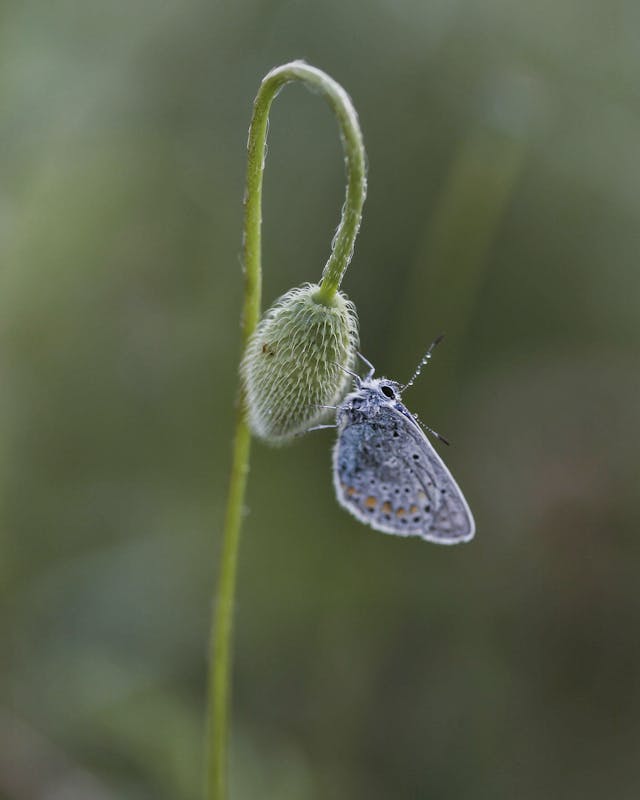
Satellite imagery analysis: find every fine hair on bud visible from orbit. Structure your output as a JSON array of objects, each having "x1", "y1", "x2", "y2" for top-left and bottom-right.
[{"x1": 242, "y1": 283, "x2": 359, "y2": 443}]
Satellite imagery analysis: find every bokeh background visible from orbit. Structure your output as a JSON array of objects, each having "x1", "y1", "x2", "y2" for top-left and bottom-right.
[{"x1": 2, "y1": 1, "x2": 640, "y2": 798}]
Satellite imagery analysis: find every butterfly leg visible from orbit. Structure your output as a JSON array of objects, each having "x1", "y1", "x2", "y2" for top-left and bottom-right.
[
  {"x1": 331, "y1": 361, "x2": 362, "y2": 386},
  {"x1": 304, "y1": 423, "x2": 337, "y2": 434},
  {"x1": 356, "y1": 352, "x2": 375, "y2": 380}
]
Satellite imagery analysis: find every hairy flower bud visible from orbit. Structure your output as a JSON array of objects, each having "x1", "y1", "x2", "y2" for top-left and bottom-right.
[{"x1": 242, "y1": 283, "x2": 359, "y2": 443}]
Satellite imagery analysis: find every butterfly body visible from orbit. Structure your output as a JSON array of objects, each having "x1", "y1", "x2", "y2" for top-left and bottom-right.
[{"x1": 333, "y1": 375, "x2": 475, "y2": 544}]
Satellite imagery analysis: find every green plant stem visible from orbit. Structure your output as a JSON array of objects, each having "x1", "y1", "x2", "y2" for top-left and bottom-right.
[
  {"x1": 206, "y1": 61, "x2": 367, "y2": 800},
  {"x1": 207, "y1": 406, "x2": 249, "y2": 800},
  {"x1": 263, "y1": 62, "x2": 366, "y2": 305}
]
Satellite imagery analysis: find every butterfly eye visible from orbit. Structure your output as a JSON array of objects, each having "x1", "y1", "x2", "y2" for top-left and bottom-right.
[{"x1": 380, "y1": 384, "x2": 395, "y2": 399}]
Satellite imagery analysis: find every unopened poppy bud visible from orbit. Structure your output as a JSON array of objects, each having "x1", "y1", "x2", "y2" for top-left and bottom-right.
[{"x1": 241, "y1": 282, "x2": 359, "y2": 443}]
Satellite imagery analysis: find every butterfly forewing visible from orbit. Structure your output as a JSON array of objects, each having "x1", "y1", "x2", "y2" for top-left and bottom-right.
[{"x1": 333, "y1": 387, "x2": 474, "y2": 544}]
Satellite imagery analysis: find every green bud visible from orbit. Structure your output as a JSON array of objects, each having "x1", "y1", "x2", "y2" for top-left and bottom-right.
[{"x1": 242, "y1": 283, "x2": 359, "y2": 443}]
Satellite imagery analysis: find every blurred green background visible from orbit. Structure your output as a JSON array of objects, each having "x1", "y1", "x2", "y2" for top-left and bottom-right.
[{"x1": 2, "y1": 1, "x2": 640, "y2": 798}]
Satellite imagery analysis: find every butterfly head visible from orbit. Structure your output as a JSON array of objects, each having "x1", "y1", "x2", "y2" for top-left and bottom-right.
[
  {"x1": 337, "y1": 376, "x2": 403, "y2": 428},
  {"x1": 361, "y1": 376, "x2": 402, "y2": 401}
]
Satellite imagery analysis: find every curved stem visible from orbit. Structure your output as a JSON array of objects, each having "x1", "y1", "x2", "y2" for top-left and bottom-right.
[
  {"x1": 206, "y1": 61, "x2": 367, "y2": 800},
  {"x1": 257, "y1": 61, "x2": 367, "y2": 305}
]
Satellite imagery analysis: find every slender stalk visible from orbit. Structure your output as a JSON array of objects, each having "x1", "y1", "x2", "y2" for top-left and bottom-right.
[
  {"x1": 206, "y1": 406, "x2": 250, "y2": 800},
  {"x1": 206, "y1": 61, "x2": 367, "y2": 800}
]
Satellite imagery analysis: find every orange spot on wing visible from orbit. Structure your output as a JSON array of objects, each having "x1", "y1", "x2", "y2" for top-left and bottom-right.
[
  {"x1": 409, "y1": 505, "x2": 418, "y2": 514},
  {"x1": 396, "y1": 507, "x2": 406, "y2": 517},
  {"x1": 365, "y1": 496, "x2": 377, "y2": 509},
  {"x1": 382, "y1": 501, "x2": 392, "y2": 513},
  {"x1": 346, "y1": 486, "x2": 357, "y2": 497}
]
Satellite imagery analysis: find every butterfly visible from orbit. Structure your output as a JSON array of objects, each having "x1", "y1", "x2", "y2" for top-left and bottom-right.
[{"x1": 329, "y1": 337, "x2": 475, "y2": 544}]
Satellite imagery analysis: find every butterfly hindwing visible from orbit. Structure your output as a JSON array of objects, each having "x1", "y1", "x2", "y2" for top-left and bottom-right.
[{"x1": 333, "y1": 392, "x2": 474, "y2": 544}]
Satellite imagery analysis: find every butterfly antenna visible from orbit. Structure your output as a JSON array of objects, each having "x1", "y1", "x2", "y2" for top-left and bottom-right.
[
  {"x1": 402, "y1": 333, "x2": 445, "y2": 391},
  {"x1": 413, "y1": 414, "x2": 450, "y2": 446}
]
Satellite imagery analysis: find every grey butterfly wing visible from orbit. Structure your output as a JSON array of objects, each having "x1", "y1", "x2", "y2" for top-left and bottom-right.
[{"x1": 333, "y1": 402, "x2": 475, "y2": 544}]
